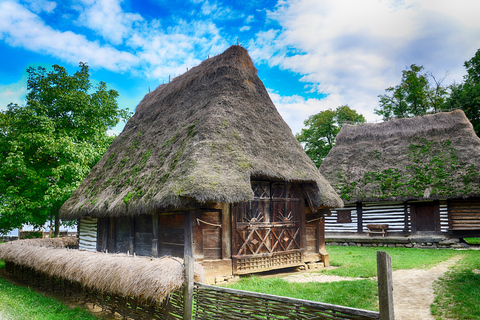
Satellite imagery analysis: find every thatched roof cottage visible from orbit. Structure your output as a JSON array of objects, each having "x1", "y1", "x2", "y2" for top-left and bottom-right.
[
  {"x1": 320, "y1": 110, "x2": 480, "y2": 237},
  {"x1": 60, "y1": 45, "x2": 342, "y2": 279}
]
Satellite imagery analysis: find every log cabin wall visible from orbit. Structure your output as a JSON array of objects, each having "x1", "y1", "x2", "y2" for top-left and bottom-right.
[
  {"x1": 448, "y1": 199, "x2": 480, "y2": 231},
  {"x1": 325, "y1": 204, "x2": 358, "y2": 233},
  {"x1": 362, "y1": 202, "x2": 409, "y2": 233},
  {"x1": 79, "y1": 217, "x2": 97, "y2": 251},
  {"x1": 325, "y1": 200, "x2": 450, "y2": 235}
]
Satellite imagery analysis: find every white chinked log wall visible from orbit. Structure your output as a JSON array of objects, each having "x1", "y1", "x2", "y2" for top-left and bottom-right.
[
  {"x1": 79, "y1": 217, "x2": 97, "y2": 251},
  {"x1": 326, "y1": 201, "x2": 449, "y2": 234}
]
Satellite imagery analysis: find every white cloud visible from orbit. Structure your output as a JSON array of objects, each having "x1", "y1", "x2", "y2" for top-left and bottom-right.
[
  {"x1": 0, "y1": 1, "x2": 139, "y2": 72},
  {"x1": 240, "y1": 26, "x2": 251, "y2": 32},
  {"x1": 250, "y1": 0, "x2": 480, "y2": 122},
  {"x1": 74, "y1": 0, "x2": 143, "y2": 45}
]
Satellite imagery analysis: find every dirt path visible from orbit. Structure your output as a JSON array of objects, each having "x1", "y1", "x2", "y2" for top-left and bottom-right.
[
  {"x1": 392, "y1": 256, "x2": 461, "y2": 320},
  {"x1": 283, "y1": 256, "x2": 462, "y2": 319}
]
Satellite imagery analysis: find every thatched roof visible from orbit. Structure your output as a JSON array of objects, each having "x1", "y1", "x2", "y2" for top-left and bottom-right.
[
  {"x1": 60, "y1": 45, "x2": 342, "y2": 219},
  {"x1": 0, "y1": 238, "x2": 204, "y2": 303},
  {"x1": 320, "y1": 110, "x2": 480, "y2": 204}
]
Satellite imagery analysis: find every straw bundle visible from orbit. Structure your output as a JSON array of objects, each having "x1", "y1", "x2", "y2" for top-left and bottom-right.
[
  {"x1": 9, "y1": 236, "x2": 78, "y2": 248},
  {"x1": 0, "y1": 239, "x2": 204, "y2": 303}
]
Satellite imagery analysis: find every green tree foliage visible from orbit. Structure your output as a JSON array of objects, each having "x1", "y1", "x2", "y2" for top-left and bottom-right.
[
  {"x1": 0, "y1": 63, "x2": 131, "y2": 235},
  {"x1": 375, "y1": 64, "x2": 448, "y2": 120},
  {"x1": 445, "y1": 49, "x2": 480, "y2": 136},
  {"x1": 296, "y1": 105, "x2": 365, "y2": 167}
]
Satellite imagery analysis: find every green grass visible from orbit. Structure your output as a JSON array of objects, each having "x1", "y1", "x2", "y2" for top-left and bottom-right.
[
  {"x1": 432, "y1": 250, "x2": 480, "y2": 319},
  {"x1": 463, "y1": 237, "x2": 480, "y2": 244},
  {"x1": 226, "y1": 276, "x2": 379, "y2": 310},
  {"x1": 324, "y1": 245, "x2": 459, "y2": 278},
  {"x1": 0, "y1": 261, "x2": 102, "y2": 320},
  {"x1": 226, "y1": 246, "x2": 463, "y2": 312}
]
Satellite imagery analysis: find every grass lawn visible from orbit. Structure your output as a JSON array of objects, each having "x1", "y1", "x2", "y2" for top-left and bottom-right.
[
  {"x1": 432, "y1": 250, "x2": 480, "y2": 319},
  {"x1": 0, "y1": 261, "x2": 103, "y2": 320},
  {"x1": 227, "y1": 245, "x2": 478, "y2": 316}
]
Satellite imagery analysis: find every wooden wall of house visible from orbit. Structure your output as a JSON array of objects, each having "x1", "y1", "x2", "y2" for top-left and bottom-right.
[
  {"x1": 95, "y1": 213, "x2": 185, "y2": 257},
  {"x1": 324, "y1": 204, "x2": 358, "y2": 233},
  {"x1": 325, "y1": 200, "x2": 449, "y2": 235},
  {"x1": 361, "y1": 202, "x2": 409, "y2": 233},
  {"x1": 440, "y1": 201, "x2": 449, "y2": 232},
  {"x1": 448, "y1": 199, "x2": 480, "y2": 230},
  {"x1": 91, "y1": 208, "x2": 230, "y2": 263},
  {"x1": 79, "y1": 217, "x2": 97, "y2": 251}
]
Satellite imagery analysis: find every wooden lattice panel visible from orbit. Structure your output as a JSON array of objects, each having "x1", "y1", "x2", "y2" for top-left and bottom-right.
[{"x1": 233, "y1": 251, "x2": 303, "y2": 274}]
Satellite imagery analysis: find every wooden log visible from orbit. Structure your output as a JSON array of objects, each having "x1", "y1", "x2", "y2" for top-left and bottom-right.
[
  {"x1": 377, "y1": 251, "x2": 394, "y2": 320},
  {"x1": 221, "y1": 203, "x2": 232, "y2": 260},
  {"x1": 184, "y1": 211, "x2": 194, "y2": 320}
]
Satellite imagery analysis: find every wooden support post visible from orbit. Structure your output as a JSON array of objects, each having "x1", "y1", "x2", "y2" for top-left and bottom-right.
[
  {"x1": 377, "y1": 251, "x2": 394, "y2": 320},
  {"x1": 357, "y1": 202, "x2": 363, "y2": 233},
  {"x1": 318, "y1": 217, "x2": 329, "y2": 267},
  {"x1": 152, "y1": 214, "x2": 159, "y2": 257},
  {"x1": 183, "y1": 211, "x2": 194, "y2": 320},
  {"x1": 221, "y1": 204, "x2": 232, "y2": 260}
]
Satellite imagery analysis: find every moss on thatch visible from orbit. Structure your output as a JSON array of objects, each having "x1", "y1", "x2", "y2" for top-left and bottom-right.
[
  {"x1": 60, "y1": 45, "x2": 342, "y2": 219},
  {"x1": 320, "y1": 110, "x2": 480, "y2": 203},
  {"x1": 0, "y1": 238, "x2": 204, "y2": 304}
]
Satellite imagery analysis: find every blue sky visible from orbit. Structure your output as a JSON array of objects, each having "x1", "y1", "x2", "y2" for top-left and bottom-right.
[{"x1": 1, "y1": 0, "x2": 480, "y2": 135}]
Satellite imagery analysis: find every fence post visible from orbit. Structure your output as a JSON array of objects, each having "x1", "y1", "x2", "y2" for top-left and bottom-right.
[
  {"x1": 377, "y1": 251, "x2": 394, "y2": 320},
  {"x1": 183, "y1": 211, "x2": 194, "y2": 320}
]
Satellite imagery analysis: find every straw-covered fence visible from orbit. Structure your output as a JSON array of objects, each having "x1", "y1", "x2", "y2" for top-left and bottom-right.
[{"x1": 0, "y1": 237, "x2": 204, "y2": 319}]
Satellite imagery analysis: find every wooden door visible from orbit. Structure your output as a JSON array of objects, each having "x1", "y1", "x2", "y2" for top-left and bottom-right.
[
  {"x1": 232, "y1": 182, "x2": 304, "y2": 274},
  {"x1": 411, "y1": 202, "x2": 440, "y2": 233}
]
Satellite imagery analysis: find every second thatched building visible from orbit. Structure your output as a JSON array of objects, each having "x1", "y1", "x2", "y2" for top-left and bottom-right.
[
  {"x1": 60, "y1": 46, "x2": 343, "y2": 280},
  {"x1": 320, "y1": 110, "x2": 480, "y2": 238}
]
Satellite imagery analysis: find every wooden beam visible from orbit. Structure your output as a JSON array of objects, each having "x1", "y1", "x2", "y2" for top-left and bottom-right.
[
  {"x1": 152, "y1": 214, "x2": 159, "y2": 257},
  {"x1": 357, "y1": 202, "x2": 363, "y2": 233},
  {"x1": 183, "y1": 211, "x2": 194, "y2": 320},
  {"x1": 377, "y1": 251, "x2": 394, "y2": 320},
  {"x1": 221, "y1": 203, "x2": 232, "y2": 260}
]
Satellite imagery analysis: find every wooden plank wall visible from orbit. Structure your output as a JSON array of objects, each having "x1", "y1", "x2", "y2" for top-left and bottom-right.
[
  {"x1": 79, "y1": 217, "x2": 98, "y2": 251},
  {"x1": 449, "y1": 199, "x2": 480, "y2": 230}
]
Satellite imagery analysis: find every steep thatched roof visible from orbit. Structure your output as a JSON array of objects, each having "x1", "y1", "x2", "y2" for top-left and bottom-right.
[
  {"x1": 60, "y1": 45, "x2": 342, "y2": 219},
  {"x1": 0, "y1": 238, "x2": 204, "y2": 303},
  {"x1": 320, "y1": 110, "x2": 480, "y2": 204}
]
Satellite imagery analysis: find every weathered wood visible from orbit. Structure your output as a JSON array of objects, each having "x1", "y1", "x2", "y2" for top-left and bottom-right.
[
  {"x1": 184, "y1": 211, "x2": 194, "y2": 320},
  {"x1": 357, "y1": 202, "x2": 363, "y2": 233},
  {"x1": 377, "y1": 251, "x2": 394, "y2": 320},
  {"x1": 152, "y1": 214, "x2": 158, "y2": 257},
  {"x1": 221, "y1": 203, "x2": 232, "y2": 260}
]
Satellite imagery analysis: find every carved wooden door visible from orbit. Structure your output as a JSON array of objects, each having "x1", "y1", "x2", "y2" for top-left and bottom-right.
[{"x1": 232, "y1": 181, "x2": 304, "y2": 274}]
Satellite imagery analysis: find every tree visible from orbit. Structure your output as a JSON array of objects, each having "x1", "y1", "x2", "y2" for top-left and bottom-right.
[
  {"x1": 375, "y1": 64, "x2": 448, "y2": 120},
  {"x1": 445, "y1": 49, "x2": 480, "y2": 136},
  {"x1": 296, "y1": 105, "x2": 365, "y2": 167},
  {"x1": 0, "y1": 63, "x2": 131, "y2": 236}
]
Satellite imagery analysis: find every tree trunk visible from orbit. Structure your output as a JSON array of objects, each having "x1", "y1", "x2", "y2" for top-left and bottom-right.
[{"x1": 54, "y1": 213, "x2": 60, "y2": 237}]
